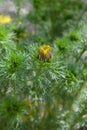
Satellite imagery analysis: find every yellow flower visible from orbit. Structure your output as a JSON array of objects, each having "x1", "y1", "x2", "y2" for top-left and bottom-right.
[
  {"x1": 0, "y1": 15, "x2": 12, "y2": 24},
  {"x1": 38, "y1": 45, "x2": 52, "y2": 60}
]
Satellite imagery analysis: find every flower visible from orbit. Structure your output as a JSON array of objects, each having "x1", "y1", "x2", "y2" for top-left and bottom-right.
[
  {"x1": 38, "y1": 45, "x2": 52, "y2": 60},
  {"x1": 0, "y1": 15, "x2": 12, "y2": 24}
]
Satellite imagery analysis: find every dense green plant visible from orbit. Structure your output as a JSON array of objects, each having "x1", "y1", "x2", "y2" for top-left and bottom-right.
[
  {"x1": 28, "y1": 0, "x2": 87, "y2": 39},
  {"x1": 0, "y1": 0, "x2": 87, "y2": 130},
  {"x1": 0, "y1": 20, "x2": 87, "y2": 130}
]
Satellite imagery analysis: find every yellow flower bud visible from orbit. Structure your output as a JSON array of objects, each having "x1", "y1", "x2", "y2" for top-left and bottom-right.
[{"x1": 38, "y1": 45, "x2": 52, "y2": 60}]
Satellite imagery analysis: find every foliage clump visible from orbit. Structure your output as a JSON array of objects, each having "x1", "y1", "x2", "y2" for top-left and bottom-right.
[{"x1": 0, "y1": 0, "x2": 87, "y2": 130}]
